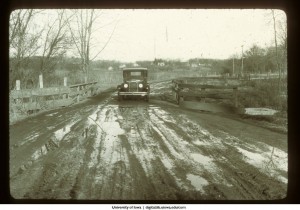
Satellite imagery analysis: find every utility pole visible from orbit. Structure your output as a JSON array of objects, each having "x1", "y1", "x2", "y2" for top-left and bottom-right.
[
  {"x1": 241, "y1": 45, "x2": 244, "y2": 76},
  {"x1": 154, "y1": 36, "x2": 156, "y2": 60},
  {"x1": 165, "y1": 26, "x2": 168, "y2": 42},
  {"x1": 232, "y1": 57, "x2": 235, "y2": 76}
]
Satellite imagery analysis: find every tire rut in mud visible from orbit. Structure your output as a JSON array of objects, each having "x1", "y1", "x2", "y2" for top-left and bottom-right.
[{"x1": 10, "y1": 94, "x2": 287, "y2": 200}]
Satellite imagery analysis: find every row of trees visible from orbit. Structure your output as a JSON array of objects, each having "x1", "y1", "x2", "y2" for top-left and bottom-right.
[
  {"x1": 9, "y1": 9, "x2": 118, "y2": 90},
  {"x1": 223, "y1": 10, "x2": 287, "y2": 76},
  {"x1": 9, "y1": 9, "x2": 287, "y2": 90},
  {"x1": 222, "y1": 43, "x2": 287, "y2": 75}
]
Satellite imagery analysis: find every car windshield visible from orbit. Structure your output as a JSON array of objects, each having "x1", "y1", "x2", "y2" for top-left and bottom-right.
[
  {"x1": 130, "y1": 72, "x2": 141, "y2": 76},
  {"x1": 123, "y1": 70, "x2": 146, "y2": 80}
]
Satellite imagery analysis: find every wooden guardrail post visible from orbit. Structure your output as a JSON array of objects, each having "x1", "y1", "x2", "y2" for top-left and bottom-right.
[
  {"x1": 15, "y1": 80, "x2": 21, "y2": 104},
  {"x1": 173, "y1": 81, "x2": 177, "y2": 101},
  {"x1": 39, "y1": 74, "x2": 43, "y2": 89},
  {"x1": 63, "y1": 77, "x2": 68, "y2": 99},
  {"x1": 16, "y1": 80, "x2": 20, "y2": 91},
  {"x1": 77, "y1": 86, "x2": 80, "y2": 102},
  {"x1": 64, "y1": 77, "x2": 67, "y2": 87},
  {"x1": 201, "y1": 87, "x2": 206, "y2": 102},
  {"x1": 233, "y1": 87, "x2": 238, "y2": 107}
]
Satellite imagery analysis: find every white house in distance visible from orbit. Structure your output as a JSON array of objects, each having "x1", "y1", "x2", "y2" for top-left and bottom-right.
[
  {"x1": 157, "y1": 62, "x2": 165, "y2": 66},
  {"x1": 119, "y1": 64, "x2": 126, "y2": 69}
]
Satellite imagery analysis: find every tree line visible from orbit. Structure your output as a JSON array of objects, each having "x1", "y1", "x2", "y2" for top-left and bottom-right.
[
  {"x1": 223, "y1": 10, "x2": 287, "y2": 76},
  {"x1": 221, "y1": 43, "x2": 287, "y2": 76},
  {"x1": 9, "y1": 9, "x2": 118, "y2": 90},
  {"x1": 9, "y1": 9, "x2": 287, "y2": 90}
]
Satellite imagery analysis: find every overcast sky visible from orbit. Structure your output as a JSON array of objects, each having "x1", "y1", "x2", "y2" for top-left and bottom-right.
[
  {"x1": 93, "y1": 9, "x2": 286, "y2": 62},
  {"x1": 18, "y1": 9, "x2": 287, "y2": 62}
]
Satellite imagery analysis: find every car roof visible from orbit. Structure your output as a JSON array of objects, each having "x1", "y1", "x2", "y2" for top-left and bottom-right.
[{"x1": 123, "y1": 68, "x2": 148, "y2": 71}]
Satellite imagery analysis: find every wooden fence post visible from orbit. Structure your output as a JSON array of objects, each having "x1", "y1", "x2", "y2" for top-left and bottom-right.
[
  {"x1": 15, "y1": 80, "x2": 21, "y2": 104},
  {"x1": 39, "y1": 74, "x2": 43, "y2": 89},
  {"x1": 77, "y1": 86, "x2": 80, "y2": 102},
  {"x1": 234, "y1": 87, "x2": 238, "y2": 107},
  {"x1": 63, "y1": 77, "x2": 68, "y2": 99},
  {"x1": 16, "y1": 80, "x2": 20, "y2": 90},
  {"x1": 64, "y1": 77, "x2": 67, "y2": 87},
  {"x1": 201, "y1": 88, "x2": 206, "y2": 102}
]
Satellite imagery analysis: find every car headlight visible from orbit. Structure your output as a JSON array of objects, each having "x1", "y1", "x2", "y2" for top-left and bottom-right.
[
  {"x1": 124, "y1": 84, "x2": 128, "y2": 88},
  {"x1": 138, "y1": 83, "x2": 143, "y2": 88}
]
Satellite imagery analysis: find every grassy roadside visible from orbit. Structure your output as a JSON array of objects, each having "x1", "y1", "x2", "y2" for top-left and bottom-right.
[{"x1": 151, "y1": 78, "x2": 287, "y2": 134}]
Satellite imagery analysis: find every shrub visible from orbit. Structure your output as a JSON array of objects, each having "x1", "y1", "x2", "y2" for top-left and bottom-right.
[{"x1": 238, "y1": 78, "x2": 286, "y2": 111}]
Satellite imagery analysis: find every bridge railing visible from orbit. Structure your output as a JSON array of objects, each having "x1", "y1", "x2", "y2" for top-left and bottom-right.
[
  {"x1": 171, "y1": 78, "x2": 239, "y2": 106},
  {"x1": 9, "y1": 76, "x2": 98, "y2": 124}
]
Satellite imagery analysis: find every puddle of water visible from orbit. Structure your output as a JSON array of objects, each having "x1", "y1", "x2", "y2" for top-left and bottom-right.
[
  {"x1": 45, "y1": 112, "x2": 58, "y2": 117},
  {"x1": 151, "y1": 125, "x2": 184, "y2": 161},
  {"x1": 237, "y1": 146, "x2": 288, "y2": 183},
  {"x1": 187, "y1": 174, "x2": 209, "y2": 192},
  {"x1": 27, "y1": 133, "x2": 39, "y2": 140},
  {"x1": 245, "y1": 108, "x2": 278, "y2": 116},
  {"x1": 88, "y1": 136, "x2": 102, "y2": 168},
  {"x1": 86, "y1": 105, "x2": 106, "y2": 126},
  {"x1": 199, "y1": 129, "x2": 211, "y2": 137},
  {"x1": 148, "y1": 105, "x2": 159, "y2": 108},
  {"x1": 41, "y1": 145, "x2": 47, "y2": 155},
  {"x1": 191, "y1": 153, "x2": 214, "y2": 167},
  {"x1": 161, "y1": 157, "x2": 173, "y2": 170},
  {"x1": 150, "y1": 107, "x2": 177, "y2": 124},
  {"x1": 54, "y1": 121, "x2": 78, "y2": 142},
  {"x1": 126, "y1": 127, "x2": 157, "y2": 174},
  {"x1": 31, "y1": 145, "x2": 48, "y2": 160},
  {"x1": 193, "y1": 139, "x2": 209, "y2": 146},
  {"x1": 102, "y1": 122, "x2": 125, "y2": 136},
  {"x1": 31, "y1": 149, "x2": 42, "y2": 161},
  {"x1": 278, "y1": 176, "x2": 288, "y2": 184},
  {"x1": 238, "y1": 148, "x2": 267, "y2": 166},
  {"x1": 18, "y1": 133, "x2": 40, "y2": 146},
  {"x1": 88, "y1": 106, "x2": 126, "y2": 169},
  {"x1": 269, "y1": 147, "x2": 288, "y2": 172},
  {"x1": 89, "y1": 111, "x2": 98, "y2": 123},
  {"x1": 28, "y1": 120, "x2": 78, "y2": 163}
]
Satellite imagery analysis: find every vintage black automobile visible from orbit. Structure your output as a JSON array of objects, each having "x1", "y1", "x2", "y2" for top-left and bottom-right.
[{"x1": 117, "y1": 68, "x2": 150, "y2": 101}]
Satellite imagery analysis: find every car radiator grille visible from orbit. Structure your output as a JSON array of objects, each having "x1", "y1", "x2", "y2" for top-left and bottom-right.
[{"x1": 129, "y1": 82, "x2": 138, "y2": 92}]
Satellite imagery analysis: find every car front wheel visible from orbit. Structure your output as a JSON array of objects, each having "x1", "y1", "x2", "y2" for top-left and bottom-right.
[{"x1": 118, "y1": 92, "x2": 122, "y2": 101}]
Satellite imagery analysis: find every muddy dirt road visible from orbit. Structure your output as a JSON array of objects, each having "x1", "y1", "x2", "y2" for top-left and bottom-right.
[{"x1": 9, "y1": 82, "x2": 287, "y2": 200}]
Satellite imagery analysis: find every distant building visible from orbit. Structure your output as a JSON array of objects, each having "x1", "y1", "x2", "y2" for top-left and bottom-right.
[
  {"x1": 153, "y1": 58, "x2": 166, "y2": 67},
  {"x1": 190, "y1": 63, "x2": 198, "y2": 68},
  {"x1": 119, "y1": 64, "x2": 126, "y2": 69},
  {"x1": 157, "y1": 62, "x2": 165, "y2": 66}
]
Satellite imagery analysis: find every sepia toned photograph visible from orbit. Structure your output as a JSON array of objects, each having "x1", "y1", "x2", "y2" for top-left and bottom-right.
[{"x1": 9, "y1": 9, "x2": 287, "y2": 200}]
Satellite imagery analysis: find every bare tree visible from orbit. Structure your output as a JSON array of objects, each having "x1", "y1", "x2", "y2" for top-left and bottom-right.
[
  {"x1": 270, "y1": 10, "x2": 287, "y2": 94},
  {"x1": 243, "y1": 44, "x2": 266, "y2": 73},
  {"x1": 277, "y1": 15, "x2": 287, "y2": 74},
  {"x1": 65, "y1": 9, "x2": 118, "y2": 79},
  {"x1": 271, "y1": 10, "x2": 280, "y2": 79},
  {"x1": 9, "y1": 9, "x2": 43, "y2": 89},
  {"x1": 39, "y1": 10, "x2": 71, "y2": 74},
  {"x1": 264, "y1": 10, "x2": 286, "y2": 95},
  {"x1": 263, "y1": 9, "x2": 287, "y2": 109}
]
